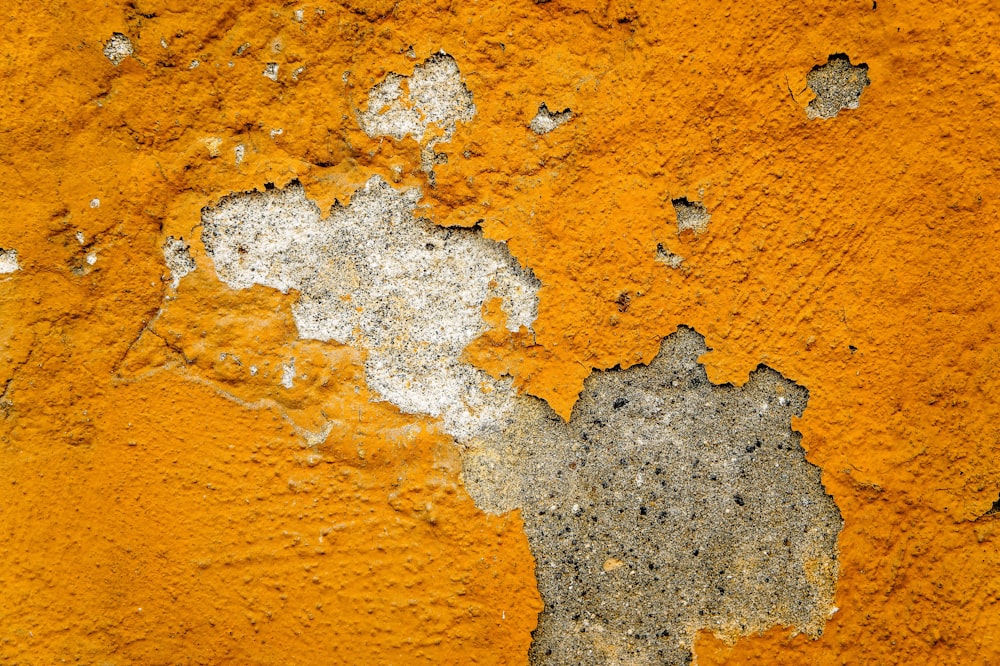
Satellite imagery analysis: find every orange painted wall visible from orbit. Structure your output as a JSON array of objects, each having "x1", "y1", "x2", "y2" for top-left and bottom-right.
[{"x1": 1, "y1": 0, "x2": 999, "y2": 664}]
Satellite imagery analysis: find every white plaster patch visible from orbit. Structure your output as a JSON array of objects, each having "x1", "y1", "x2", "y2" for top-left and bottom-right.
[
  {"x1": 0, "y1": 248, "x2": 19, "y2": 274},
  {"x1": 529, "y1": 103, "x2": 573, "y2": 135},
  {"x1": 263, "y1": 63, "x2": 279, "y2": 81},
  {"x1": 358, "y1": 53, "x2": 475, "y2": 179},
  {"x1": 162, "y1": 236, "x2": 196, "y2": 288},
  {"x1": 103, "y1": 33, "x2": 133, "y2": 66},
  {"x1": 656, "y1": 243, "x2": 684, "y2": 268},
  {"x1": 201, "y1": 177, "x2": 539, "y2": 440},
  {"x1": 672, "y1": 198, "x2": 711, "y2": 235},
  {"x1": 203, "y1": 137, "x2": 222, "y2": 157},
  {"x1": 281, "y1": 358, "x2": 296, "y2": 389}
]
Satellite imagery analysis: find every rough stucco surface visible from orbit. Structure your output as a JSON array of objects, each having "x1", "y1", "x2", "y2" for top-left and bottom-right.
[{"x1": 2, "y1": 1, "x2": 1000, "y2": 665}]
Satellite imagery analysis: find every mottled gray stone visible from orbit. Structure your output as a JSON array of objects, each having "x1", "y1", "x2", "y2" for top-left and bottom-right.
[{"x1": 462, "y1": 327, "x2": 842, "y2": 665}]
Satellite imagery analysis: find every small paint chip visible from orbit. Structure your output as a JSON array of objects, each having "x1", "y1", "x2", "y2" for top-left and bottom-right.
[
  {"x1": 263, "y1": 62, "x2": 279, "y2": 81},
  {"x1": 162, "y1": 236, "x2": 196, "y2": 288},
  {"x1": 203, "y1": 137, "x2": 222, "y2": 158},
  {"x1": 0, "y1": 248, "x2": 19, "y2": 274},
  {"x1": 90, "y1": 198, "x2": 101, "y2": 209},
  {"x1": 281, "y1": 359, "x2": 296, "y2": 389},
  {"x1": 529, "y1": 102, "x2": 573, "y2": 135},
  {"x1": 103, "y1": 33, "x2": 133, "y2": 66},
  {"x1": 656, "y1": 243, "x2": 684, "y2": 268},
  {"x1": 672, "y1": 197, "x2": 711, "y2": 235},
  {"x1": 806, "y1": 54, "x2": 871, "y2": 119}
]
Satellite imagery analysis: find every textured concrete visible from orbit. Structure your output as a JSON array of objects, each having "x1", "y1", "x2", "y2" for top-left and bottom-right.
[{"x1": 464, "y1": 327, "x2": 840, "y2": 664}]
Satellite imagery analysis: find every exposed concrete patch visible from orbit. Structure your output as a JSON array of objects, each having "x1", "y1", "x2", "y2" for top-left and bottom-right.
[
  {"x1": 656, "y1": 243, "x2": 684, "y2": 269},
  {"x1": 530, "y1": 103, "x2": 573, "y2": 135},
  {"x1": 806, "y1": 54, "x2": 871, "y2": 119},
  {"x1": 357, "y1": 53, "x2": 475, "y2": 180},
  {"x1": 201, "y1": 177, "x2": 538, "y2": 440},
  {"x1": 0, "y1": 248, "x2": 19, "y2": 274},
  {"x1": 281, "y1": 358, "x2": 296, "y2": 389},
  {"x1": 462, "y1": 327, "x2": 842, "y2": 665},
  {"x1": 103, "y1": 33, "x2": 133, "y2": 66},
  {"x1": 672, "y1": 198, "x2": 711, "y2": 235},
  {"x1": 162, "y1": 236, "x2": 196, "y2": 288}
]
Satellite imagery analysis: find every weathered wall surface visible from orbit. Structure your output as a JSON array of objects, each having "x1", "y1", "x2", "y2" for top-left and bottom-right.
[{"x1": 1, "y1": 1, "x2": 999, "y2": 664}]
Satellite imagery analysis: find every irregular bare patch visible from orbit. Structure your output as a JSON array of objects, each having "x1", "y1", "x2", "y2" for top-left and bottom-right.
[
  {"x1": 806, "y1": 54, "x2": 871, "y2": 119},
  {"x1": 462, "y1": 327, "x2": 842, "y2": 664},
  {"x1": 357, "y1": 53, "x2": 475, "y2": 180},
  {"x1": 0, "y1": 248, "x2": 19, "y2": 274},
  {"x1": 656, "y1": 243, "x2": 684, "y2": 269},
  {"x1": 162, "y1": 237, "x2": 195, "y2": 288},
  {"x1": 103, "y1": 33, "x2": 133, "y2": 66},
  {"x1": 530, "y1": 103, "x2": 573, "y2": 135},
  {"x1": 201, "y1": 177, "x2": 538, "y2": 440},
  {"x1": 672, "y1": 197, "x2": 711, "y2": 235}
]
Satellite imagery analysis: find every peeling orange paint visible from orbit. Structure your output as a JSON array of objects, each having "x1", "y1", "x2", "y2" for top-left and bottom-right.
[{"x1": 2, "y1": 0, "x2": 1000, "y2": 664}]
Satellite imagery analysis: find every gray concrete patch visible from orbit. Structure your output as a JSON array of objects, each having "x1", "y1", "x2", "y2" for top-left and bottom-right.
[
  {"x1": 806, "y1": 54, "x2": 871, "y2": 119},
  {"x1": 462, "y1": 327, "x2": 842, "y2": 665}
]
